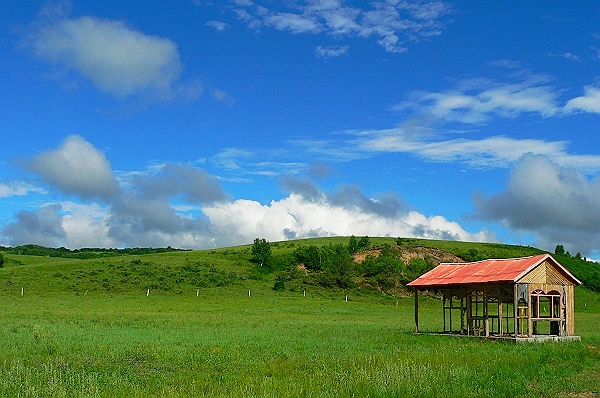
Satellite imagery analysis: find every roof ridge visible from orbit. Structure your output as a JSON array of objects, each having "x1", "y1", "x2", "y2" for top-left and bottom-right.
[{"x1": 439, "y1": 253, "x2": 548, "y2": 266}]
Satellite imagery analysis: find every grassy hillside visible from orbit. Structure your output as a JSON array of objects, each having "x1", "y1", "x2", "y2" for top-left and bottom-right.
[
  {"x1": 0, "y1": 238, "x2": 599, "y2": 397},
  {"x1": 1, "y1": 237, "x2": 598, "y2": 295}
]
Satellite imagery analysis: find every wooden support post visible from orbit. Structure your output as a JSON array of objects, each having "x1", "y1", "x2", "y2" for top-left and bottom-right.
[
  {"x1": 528, "y1": 287, "x2": 533, "y2": 337},
  {"x1": 466, "y1": 290, "x2": 472, "y2": 335},
  {"x1": 498, "y1": 290, "x2": 503, "y2": 336},
  {"x1": 484, "y1": 293, "x2": 489, "y2": 337},
  {"x1": 449, "y1": 290, "x2": 454, "y2": 332},
  {"x1": 461, "y1": 290, "x2": 466, "y2": 334},
  {"x1": 443, "y1": 291, "x2": 446, "y2": 332},
  {"x1": 414, "y1": 288, "x2": 419, "y2": 334},
  {"x1": 513, "y1": 284, "x2": 518, "y2": 337}
]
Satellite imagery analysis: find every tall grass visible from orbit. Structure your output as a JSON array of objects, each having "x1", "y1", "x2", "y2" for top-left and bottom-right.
[{"x1": 0, "y1": 288, "x2": 598, "y2": 397}]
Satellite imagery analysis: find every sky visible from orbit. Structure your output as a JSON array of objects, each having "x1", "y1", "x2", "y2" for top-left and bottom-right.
[{"x1": 1, "y1": 1, "x2": 600, "y2": 258}]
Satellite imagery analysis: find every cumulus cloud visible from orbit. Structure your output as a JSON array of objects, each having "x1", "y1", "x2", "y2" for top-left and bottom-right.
[
  {"x1": 26, "y1": 8, "x2": 199, "y2": 101},
  {"x1": 1, "y1": 135, "x2": 492, "y2": 249},
  {"x1": 60, "y1": 201, "x2": 114, "y2": 248},
  {"x1": 106, "y1": 195, "x2": 214, "y2": 247},
  {"x1": 24, "y1": 135, "x2": 119, "y2": 201},
  {"x1": 328, "y1": 185, "x2": 407, "y2": 218},
  {"x1": 2, "y1": 205, "x2": 67, "y2": 247},
  {"x1": 473, "y1": 153, "x2": 600, "y2": 255},
  {"x1": 279, "y1": 176, "x2": 323, "y2": 202},
  {"x1": 8, "y1": 128, "x2": 598, "y2": 253},
  {"x1": 131, "y1": 163, "x2": 227, "y2": 204},
  {"x1": 230, "y1": 0, "x2": 452, "y2": 53},
  {"x1": 203, "y1": 193, "x2": 491, "y2": 247},
  {"x1": 564, "y1": 85, "x2": 600, "y2": 114}
]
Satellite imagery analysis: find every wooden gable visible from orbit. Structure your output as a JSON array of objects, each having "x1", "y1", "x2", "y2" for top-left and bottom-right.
[{"x1": 517, "y1": 259, "x2": 575, "y2": 285}]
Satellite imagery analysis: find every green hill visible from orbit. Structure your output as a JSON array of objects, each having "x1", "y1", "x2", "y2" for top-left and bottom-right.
[
  {"x1": 1, "y1": 237, "x2": 599, "y2": 295},
  {"x1": 0, "y1": 238, "x2": 599, "y2": 397}
]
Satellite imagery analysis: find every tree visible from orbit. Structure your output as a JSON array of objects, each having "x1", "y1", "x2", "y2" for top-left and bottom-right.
[
  {"x1": 358, "y1": 236, "x2": 370, "y2": 251},
  {"x1": 555, "y1": 244, "x2": 565, "y2": 255},
  {"x1": 347, "y1": 235, "x2": 359, "y2": 254},
  {"x1": 251, "y1": 238, "x2": 272, "y2": 267},
  {"x1": 294, "y1": 245, "x2": 323, "y2": 271},
  {"x1": 347, "y1": 235, "x2": 370, "y2": 255},
  {"x1": 0, "y1": 252, "x2": 4, "y2": 268}
]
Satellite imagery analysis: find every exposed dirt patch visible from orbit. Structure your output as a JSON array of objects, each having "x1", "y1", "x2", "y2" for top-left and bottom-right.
[
  {"x1": 353, "y1": 245, "x2": 465, "y2": 266},
  {"x1": 567, "y1": 391, "x2": 598, "y2": 398}
]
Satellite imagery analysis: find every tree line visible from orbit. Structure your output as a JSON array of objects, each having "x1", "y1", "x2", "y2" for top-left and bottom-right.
[
  {"x1": 0, "y1": 244, "x2": 188, "y2": 259},
  {"x1": 251, "y1": 236, "x2": 436, "y2": 292}
]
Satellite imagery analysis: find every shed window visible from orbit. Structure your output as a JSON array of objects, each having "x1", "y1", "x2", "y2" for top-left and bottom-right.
[{"x1": 531, "y1": 290, "x2": 562, "y2": 320}]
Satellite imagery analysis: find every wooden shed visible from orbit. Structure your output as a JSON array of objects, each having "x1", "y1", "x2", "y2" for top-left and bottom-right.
[{"x1": 407, "y1": 254, "x2": 582, "y2": 341}]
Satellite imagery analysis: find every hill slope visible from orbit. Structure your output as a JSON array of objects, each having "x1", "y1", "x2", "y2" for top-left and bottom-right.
[{"x1": 0, "y1": 237, "x2": 598, "y2": 295}]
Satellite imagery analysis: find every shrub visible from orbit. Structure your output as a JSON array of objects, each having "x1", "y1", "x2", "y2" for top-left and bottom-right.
[{"x1": 273, "y1": 274, "x2": 286, "y2": 291}]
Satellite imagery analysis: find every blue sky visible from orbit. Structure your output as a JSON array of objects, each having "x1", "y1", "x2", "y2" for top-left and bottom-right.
[{"x1": 1, "y1": 1, "x2": 600, "y2": 258}]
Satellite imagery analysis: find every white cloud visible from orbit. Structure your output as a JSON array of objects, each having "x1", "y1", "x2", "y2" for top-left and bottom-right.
[
  {"x1": 202, "y1": 193, "x2": 491, "y2": 246},
  {"x1": 3, "y1": 188, "x2": 491, "y2": 250},
  {"x1": 550, "y1": 51, "x2": 579, "y2": 61},
  {"x1": 564, "y1": 85, "x2": 600, "y2": 114},
  {"x1": 296, "y1": 125, "x2": 600, "y2": 174},
  {"x1": 265, "y1": 12, "x2": 322, "y2": 33},
  {"x1": 315, "y1": 45, "x2": 349, "y2": 58},
  {"x1": 28, "y1": 11, "x2": 198, "y2": 101},
  {"x1": 231, "y1": 1, "x2": 452, "y2": 53},
  {"x1": 211, "y1": 89, "x2": 236, "y2": 104},
  {"x1": 3, "y1": 135, "x2": 493, "y2": 249},
  {"x1": 205, "y1": 20, "x2": 230, "y2": 32},
  {"x1": 211, "y1": 147, "x2": 307, "y2": 179},
  {"x1": 25, "y1": 135, "x2": 119, "y2": 200},
  {"x1": 60, "y1": 201, "x2": 114, "y2": 248},
  {"x1": 396, "y1": 79, "x2": 560, "y2": 123},
  {"x1": 0, "y1": 182, "x2": 45, "y2": 198}
]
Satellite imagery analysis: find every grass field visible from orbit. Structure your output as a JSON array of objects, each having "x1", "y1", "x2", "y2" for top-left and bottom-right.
[
  {"x1": 0, "y1": 239, "x2": 599, "y2": 397},
  {"x1": 0, "y1": 286, "x2": 599, "y2": 397}
]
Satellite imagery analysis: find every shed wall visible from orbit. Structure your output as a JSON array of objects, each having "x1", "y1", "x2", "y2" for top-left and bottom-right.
[
  {"x1": 527, "y1": 283, "x2": 576, "y2": 336},
  {"x1": 518, "y1": 260, "x2": 572, "y2": 285}
]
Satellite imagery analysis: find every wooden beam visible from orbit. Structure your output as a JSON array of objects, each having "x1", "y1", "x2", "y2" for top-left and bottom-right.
[{"x1": 414, "y1": 287, "x2": 419, "y2": 334}]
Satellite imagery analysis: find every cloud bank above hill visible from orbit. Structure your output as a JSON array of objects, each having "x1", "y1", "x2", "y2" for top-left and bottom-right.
[
  {"x1": 3, "y1": 134, "x2": 600, "y2": 257},
  {"x1": 1, "y1": 135, "x2": 492, "y2": 249}
]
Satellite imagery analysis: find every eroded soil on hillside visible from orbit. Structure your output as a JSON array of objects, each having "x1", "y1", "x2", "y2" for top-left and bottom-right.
[{"x1": 353, "y1": 245, "x2": 465, "y2": 266}]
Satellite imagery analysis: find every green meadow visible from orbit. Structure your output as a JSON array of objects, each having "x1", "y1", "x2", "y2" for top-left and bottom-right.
[{"x1": 0, "y1": 239, "x2": 599, "y2": 397}]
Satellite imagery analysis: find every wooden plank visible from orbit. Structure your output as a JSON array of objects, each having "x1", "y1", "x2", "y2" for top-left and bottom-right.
[
  {"x1": 414, "y1": 287, "x2": 419, "y2": 333},
  {"x1": 565, "y1": 285, "x2": 575, "y2": 336}
]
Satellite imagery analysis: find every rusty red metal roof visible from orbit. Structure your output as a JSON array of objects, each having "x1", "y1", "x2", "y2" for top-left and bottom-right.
[{"x1": 407, "y1": 253, "x2": 581, "y2": 287}]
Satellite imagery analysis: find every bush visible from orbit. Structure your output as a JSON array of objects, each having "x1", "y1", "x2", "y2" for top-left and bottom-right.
[{"x1": 273, "y1": 274, "x2": 286, "y2": 291}]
